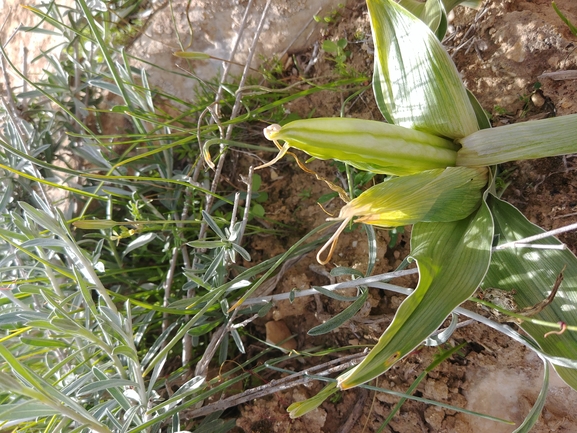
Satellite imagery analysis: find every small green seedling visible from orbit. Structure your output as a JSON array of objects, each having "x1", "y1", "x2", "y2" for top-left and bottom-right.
[
  {"x1": 322, "y1": 38, "x2": 353, "y2": 76},
  {"x1": 313, "y1": 3, "x2": 344, "y2": 24}
]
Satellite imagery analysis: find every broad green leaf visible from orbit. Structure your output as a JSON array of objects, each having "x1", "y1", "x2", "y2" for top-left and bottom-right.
[
  {"x1": 442, "y1": 0, "x2": 483, "y2": 11},
  {"x1": 368, "y1": 0, "x2": 478, "y2": 138},
  {"x1": 337, "y1": 199, "x2": 493, "y2": 389},
  {"x1": 457, "y1": 113, "x2": 577, "y2": 166},
  {"x1": 318, "y1": 167, "x2": 488, "y2": 264},
  {"x1": 483, "y1": 196, "x2": 577, "y2": 390},
  {"x1": 399, "y1": 0, "x2": 447, "y2": 40},
  {"x1": 372, "y1": 60, "x2": 394, "y2": 124},
  {"x1": 467, "y1": 89, "x2": 492, "y2": 130},
  {"x1": 336, "y1": 167, "x2": 487, "y2": 226},
  {"x1": 263, "y1": 118, "x2": 458, "y2": 177},
  {"x1": 398, "y1": 0, "x2": 425, "y2": 19}
]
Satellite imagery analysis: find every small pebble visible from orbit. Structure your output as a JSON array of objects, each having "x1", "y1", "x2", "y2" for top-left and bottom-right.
[
  {"x1": 531, "y1": 92, "x2": 545, "y2": 107},
  {"x1": 265, "y1": 320, "x2": 297, "y2": 351}
]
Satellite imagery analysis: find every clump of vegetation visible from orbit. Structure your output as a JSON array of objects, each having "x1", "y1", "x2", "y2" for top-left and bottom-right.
[
  {"x1": 0, "y1": 0, "x2": 369, "y2": 431},
  {"x1": 1, "y1": 0, "x2": 577, "y2": 431}
]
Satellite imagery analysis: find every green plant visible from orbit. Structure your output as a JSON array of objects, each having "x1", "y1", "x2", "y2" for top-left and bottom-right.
[
  {"x1": 323, "y1": 38, "x2": 349, "y2": 66},
  {"x1": 322, "y1": 37, "x2": 366, "y2": 78},
  {"x1": 248, "y1": 0, "x2": 577, "y2": 425},
  {"x1": 313, "y1": 3, "x2": 345, "y2": 24},
  {"x1": 3, "y1": 0, "x2": 575, "y2": 430},
  {"x1": 0, "y1": 0, "x2": 368, "y2": 431},
  {"x1": 553, "y1": 1, "x2": 577, "y2": 38},
  {"x1": 298, "y1": 188, "x2": 313, "y2": 199},
  {"x1": 492, "y1": 104, "x2": 509, "y2": 116}
]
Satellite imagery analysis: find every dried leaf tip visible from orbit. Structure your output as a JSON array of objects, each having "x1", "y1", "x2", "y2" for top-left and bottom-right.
[{"x1": 256, "y1": 124, "x2": 289, "y2": 170}]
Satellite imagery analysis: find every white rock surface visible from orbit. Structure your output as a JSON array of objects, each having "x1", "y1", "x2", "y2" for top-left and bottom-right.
[{"x1": 128, "y1": 0, "x2": 343, "y2": 101}]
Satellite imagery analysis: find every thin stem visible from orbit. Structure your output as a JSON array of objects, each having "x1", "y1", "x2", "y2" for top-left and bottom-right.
[
  {"x1": 187, "y1": 353, "x2": 365, "y2": 419},
  {"x1": 494, "y1": 222, "x2": 577, "y2": 250},
  {"x1": 237, "y1": 165, "x2": 254, "y2": 247},
  {"x1": 242, "y1": 269, "x2": 419, "y2": 305}
]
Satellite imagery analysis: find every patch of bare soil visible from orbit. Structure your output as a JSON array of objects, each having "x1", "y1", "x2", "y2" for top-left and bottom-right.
[{"x1": 234, "y1": 1, "x2": 577, "y2": 432}]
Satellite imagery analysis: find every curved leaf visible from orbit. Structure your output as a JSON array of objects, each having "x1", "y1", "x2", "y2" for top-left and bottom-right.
[
  {"x1": 337, "y1": 167, "x2": 488, "y2": 226},
  {"x1": 338, "y1": 199, "x2": 493, "y2": 389},
  {"x1": 484, "y1": 196, "x2": 577, "y2": 390},
  {"x1": 368, "y1": 0, "x2": 478, "y2": 138},
  {"x1": 457, "y1": 113, "x2": 577, "y2": 166},
  {"x1": 513, "y1": 355, "x2": 549, "y2": 433},
  {"x1": 442, "y1": 0, "x2": 483, "y2": 11},
  {"x1": 287, "y1": 382, "x2": 338, "y2": 419},
  {"x1": 400, "y1": 0, "x2": 447, "y2": 40},
  {"x1": 308, "y1": 288, "x2": 368, "y2": 335}
]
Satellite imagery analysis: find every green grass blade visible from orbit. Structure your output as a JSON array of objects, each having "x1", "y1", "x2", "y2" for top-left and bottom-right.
[
  {"x1": 308, "y1": 288, "x2": 368, "y2": 335},
  {"x1": 553, "y1": 2, "x2": 577, "y2": 37},
  {"x1": 513, "y1": 355, "x2": 549, "y2": 433}
]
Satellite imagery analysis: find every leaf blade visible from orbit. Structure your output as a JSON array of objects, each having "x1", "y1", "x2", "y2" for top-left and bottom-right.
[
  {"x1": 338, "y1": 199, "x2": 493, "y2": 389},
  {"x1": 368, "y1": 0, "x2": 478, "y2": 138},
  {"x1": 457, "y1": 114, "x2": 577, "y2": 166},
  {"x1": 484, "y1": 196, "x2": 577, "y2": 390}
]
